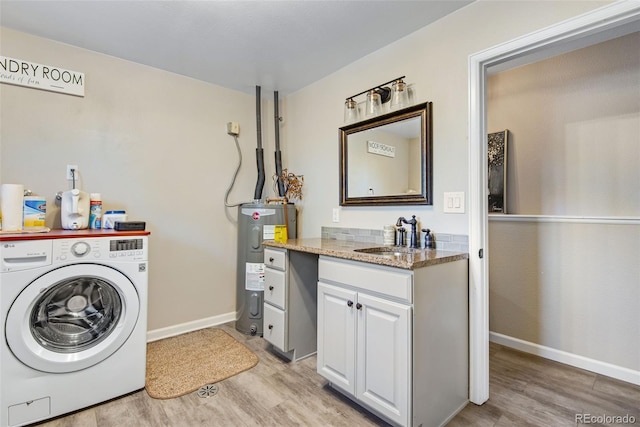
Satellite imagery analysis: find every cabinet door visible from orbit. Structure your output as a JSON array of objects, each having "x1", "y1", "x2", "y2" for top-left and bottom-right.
[
  {"x1": 317, "y1": 281, "x2": 357, "y2": 394},
  {"x1": 356, "y1": 293, "x2": 411, "y2": 426}
]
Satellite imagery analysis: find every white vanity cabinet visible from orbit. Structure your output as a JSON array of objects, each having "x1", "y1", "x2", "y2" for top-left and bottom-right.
[
  {"x1": 263, "y1": 247, "x2": 318, "y2": 361},
  {"x1": 318, "y1": 282, "x2": 411, "y2": 425},
  {"x1": 317, "y1": 255, "x2": 468, "y2": 427}
]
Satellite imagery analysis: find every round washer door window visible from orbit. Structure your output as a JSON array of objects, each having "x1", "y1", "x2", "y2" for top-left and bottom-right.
[
  {"x1": 6, "y1": 264, "x2": 140, "y2": 373},
  {"x1": 31, "y1": 276, "x2": 122, "y2": 352}
]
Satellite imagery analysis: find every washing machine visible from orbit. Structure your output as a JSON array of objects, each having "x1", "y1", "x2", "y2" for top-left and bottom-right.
[{"x1": 0, "y1": 234, "x2": 148, "y2": 427}]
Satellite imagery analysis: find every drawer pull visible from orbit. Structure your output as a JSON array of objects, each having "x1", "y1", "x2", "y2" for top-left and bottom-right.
[
  {"x1": 269, "y1": 257, "x2": 275, "y2": 263},
  {"x1": 268, "y1": 324, "x2": 273, "y2": 330},
  {"x1": 356, "y1": 303, "x2": 363, "y2": 310},
  {"x1": 347, "y1": 300, "x2": 353, "y2": 307},
  {"x1": 268, "y1": 285, "x2": 274, "y2": 291}
]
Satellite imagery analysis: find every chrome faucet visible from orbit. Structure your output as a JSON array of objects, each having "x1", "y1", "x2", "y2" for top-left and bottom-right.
[{"x1": 396, "y1": 215, "x2": 419, "y2": 248}]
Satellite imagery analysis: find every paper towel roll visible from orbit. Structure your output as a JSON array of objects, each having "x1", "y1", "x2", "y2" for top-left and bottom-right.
[{"x1": 1, "y1": 184, "x2": 24, "y2": 231}]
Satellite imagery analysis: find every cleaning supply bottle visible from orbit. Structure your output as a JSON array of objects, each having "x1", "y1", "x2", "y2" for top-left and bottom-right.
[
  {"x1": 89, "y1": 193, "x2": 103, "y2": 229},
  {"x1": 23, "y1": 195, "x2": 46, "y2": 228}
]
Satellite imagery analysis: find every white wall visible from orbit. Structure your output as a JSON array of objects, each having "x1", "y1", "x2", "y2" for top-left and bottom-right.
[
  {"x1": 489, "y1": 220, "x2": 640, "y2": 372},
  {"x1": 487, "y1": 31, "x2": 640, "y2": 374},
  {"x1": 280, "y1": 0, "x2": 611, "y2": 237},
  {"x1": 0, "y1": 0, "x2": 613, "y2": 334},
  {"x1": 0, "y1": 27, "x2": 284, "y2": 332},
  {"x1": 488, "y1": 32, "x2": 640, "y2": 216}
]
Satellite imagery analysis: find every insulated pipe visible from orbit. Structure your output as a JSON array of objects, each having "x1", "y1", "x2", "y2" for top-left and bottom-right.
[
  {"x1": 256, "y1": 86, "x2": 263, "y2": 150},
  {"x1": 254, "y1": 86, "x2": 265, "y2": 200},
  {"x1": 274, "y1": 91, "x2": 286, "y2": 197}
]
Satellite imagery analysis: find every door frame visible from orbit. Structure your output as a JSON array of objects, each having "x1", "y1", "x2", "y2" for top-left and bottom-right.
[{"x1": 467, "y1": 1, "x2": 640, "y2": 404}]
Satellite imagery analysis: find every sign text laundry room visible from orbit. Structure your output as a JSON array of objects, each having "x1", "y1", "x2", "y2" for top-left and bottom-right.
[{"x1": 0, "y1": 56, "x2": 85, "y2": 97}]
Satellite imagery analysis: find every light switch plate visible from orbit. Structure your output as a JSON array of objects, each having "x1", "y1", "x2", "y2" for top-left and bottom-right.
[
  {"x1": 444, "y1": 192, "x2": 465, "y2": 213},
  {"x1": 332, "y1": 208, "x2": 340, "y2": 222}
]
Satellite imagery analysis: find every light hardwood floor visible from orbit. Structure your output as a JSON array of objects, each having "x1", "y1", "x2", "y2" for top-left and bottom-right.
[{"x1": 36, "y1": 323, "x2": 639, "y2": 426}]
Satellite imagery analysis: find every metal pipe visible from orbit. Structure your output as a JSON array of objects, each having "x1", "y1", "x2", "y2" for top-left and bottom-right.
[
  {"x1": 256, "y1": 86, "x2": 262, "y2": 150},
  {"x1": 274, "y1": 90, "x2": 285, "y2": 197},
  {"x1": 254, "y1": 86, "x2": 265, "y2": 200}
]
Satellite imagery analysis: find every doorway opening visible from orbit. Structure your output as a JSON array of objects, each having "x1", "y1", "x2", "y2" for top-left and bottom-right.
[{"x1": 467, "y1": 2, "x2": 640, "y2": 404}]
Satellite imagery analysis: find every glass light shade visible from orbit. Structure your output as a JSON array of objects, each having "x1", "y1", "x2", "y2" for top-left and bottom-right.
[
  {"x1": 344, "y1": 98, "x2": 359, "y2": 123},
  {"x1": 365, "y1": 90, "x2": 382, "y2": 117},
  {"x1": 390, "y1": 80, "x2": 409, "y2": 110}
]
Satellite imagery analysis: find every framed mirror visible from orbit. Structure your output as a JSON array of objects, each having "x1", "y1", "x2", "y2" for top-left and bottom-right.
[{"x1": 340, "y1": 102, "x2": 432, "y2": 206}]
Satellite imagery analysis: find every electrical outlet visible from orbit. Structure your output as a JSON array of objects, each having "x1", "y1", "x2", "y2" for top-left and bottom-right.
[
  {"x1": 66, "y1": 164, "x2": 78, "y2": 180},
  {"x1": 227, "y1": 122, "x2": 240, "y2": 136},
  {"x1": 332, "y1": 208, "x2": 340, "y2": 223}
]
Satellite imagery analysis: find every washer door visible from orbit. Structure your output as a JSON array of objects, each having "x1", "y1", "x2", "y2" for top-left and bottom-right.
[{"x1": 6, "y1": 263, "x2": 140, "y2": 373}]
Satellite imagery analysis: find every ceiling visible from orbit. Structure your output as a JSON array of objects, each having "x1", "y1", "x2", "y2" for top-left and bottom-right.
[{"x1": 0, "y1": 0, "x2": 473, "y2": 96}]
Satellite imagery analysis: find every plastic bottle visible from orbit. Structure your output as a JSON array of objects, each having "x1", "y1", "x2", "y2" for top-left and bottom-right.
[
  {"x1": 89, "y1": 193, "x2": 103, "y2": 229},
  {"x1": 23, "y1": 195, "x2": 46, "y2": 228}
]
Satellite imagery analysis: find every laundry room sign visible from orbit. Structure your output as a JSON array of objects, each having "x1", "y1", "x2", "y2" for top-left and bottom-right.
[
  {"x1": 367, "y1": 140, "x2": 395, "y2": 158},
  {"x1": 0, "y1": 56, "x2": 85, "y2": 97}
]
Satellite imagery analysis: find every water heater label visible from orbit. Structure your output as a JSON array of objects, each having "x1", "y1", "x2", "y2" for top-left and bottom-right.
[
  {"x1": 245, "y1": 262, "x2": 264, "y2": 291},
  {"x1": 263, "y1": 225, "x2": 275, "y2": 240}
]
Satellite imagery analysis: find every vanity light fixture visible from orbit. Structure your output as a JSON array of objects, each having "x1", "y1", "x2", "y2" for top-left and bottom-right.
[{"x1": 344, "y1": 76, "x2": 408, "y2": 122}]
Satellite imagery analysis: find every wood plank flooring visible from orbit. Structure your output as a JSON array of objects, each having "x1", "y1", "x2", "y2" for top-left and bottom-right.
[{"x1": 36, "y1": 323, "x2": 639, "y2": 426}]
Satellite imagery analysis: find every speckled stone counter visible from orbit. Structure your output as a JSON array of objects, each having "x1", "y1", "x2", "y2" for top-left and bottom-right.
[{"x1": 263, "y1": 238, "x2": 468, "y2": 270}]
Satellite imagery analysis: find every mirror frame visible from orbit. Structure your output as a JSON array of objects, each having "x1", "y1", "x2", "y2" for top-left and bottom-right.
[{"x1": 340, "y1": 101, "x2": 432, "y2": 206}]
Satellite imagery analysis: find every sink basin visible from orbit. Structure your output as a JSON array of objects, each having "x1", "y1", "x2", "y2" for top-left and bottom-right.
[{"x1": 354, "y1": 246, "x2": 423, "y2": 257}]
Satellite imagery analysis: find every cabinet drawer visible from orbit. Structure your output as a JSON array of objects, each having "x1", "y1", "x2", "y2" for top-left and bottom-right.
[
  {"x1": 264, "y1": 248, "x2": 287, "y2": 271},
  {"x1": 264, "y1": 303, "x2": 287, "y2": 351},
  {"x1": 318, "y1": 257, "x2": 412, "y2": 303},
  {"x1": 264, "y1": 268, "x2": 286, "y2": 310}
]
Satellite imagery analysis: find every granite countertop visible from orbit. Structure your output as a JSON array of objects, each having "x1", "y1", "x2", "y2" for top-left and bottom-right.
[{"x1": 263, "y1": 238, "x2": 468, "y2": 270}]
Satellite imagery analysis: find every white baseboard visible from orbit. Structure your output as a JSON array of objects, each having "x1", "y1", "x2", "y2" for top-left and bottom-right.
[
  {"x1": 147, "y1": 311, "x2": 237, "y2": 343},
  {"x1": 489, "y1": 331, "x2": 640, "y2": 386}
]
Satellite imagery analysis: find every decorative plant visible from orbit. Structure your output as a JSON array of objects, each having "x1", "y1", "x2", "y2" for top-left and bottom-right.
[{"x1": 273, "y1": 169, "x2": 304, "y2": 202}]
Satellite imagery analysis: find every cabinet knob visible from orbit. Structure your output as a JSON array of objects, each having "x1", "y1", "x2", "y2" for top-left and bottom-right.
[
  {"x1": 269, "y1": 257, "x2": 275, "y2": 263},
  {"x1": 268, "y1": 324, "x2": 273, "y2": 330},
  {"x1": 356, "y1": 303, "x2": 363, "y2": 310},
  {"x1": 269, "y1": 285, "x2": 274, "y2": 291},
  {"x1": 347, "y1": 300, "x2": 353, "y2": 307}
]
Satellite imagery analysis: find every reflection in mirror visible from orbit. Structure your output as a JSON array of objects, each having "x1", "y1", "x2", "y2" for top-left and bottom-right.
[
  {"x1": 347, "y1": 117, "x2": 421, "y2": 197},
  {"x1": 340, "y1": 102, "x2": 432, "y2": 206}
]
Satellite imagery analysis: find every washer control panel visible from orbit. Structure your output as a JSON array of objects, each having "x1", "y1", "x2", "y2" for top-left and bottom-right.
[{"x1": 53, "y1": 237, "x2": 147, "y2": 263}]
